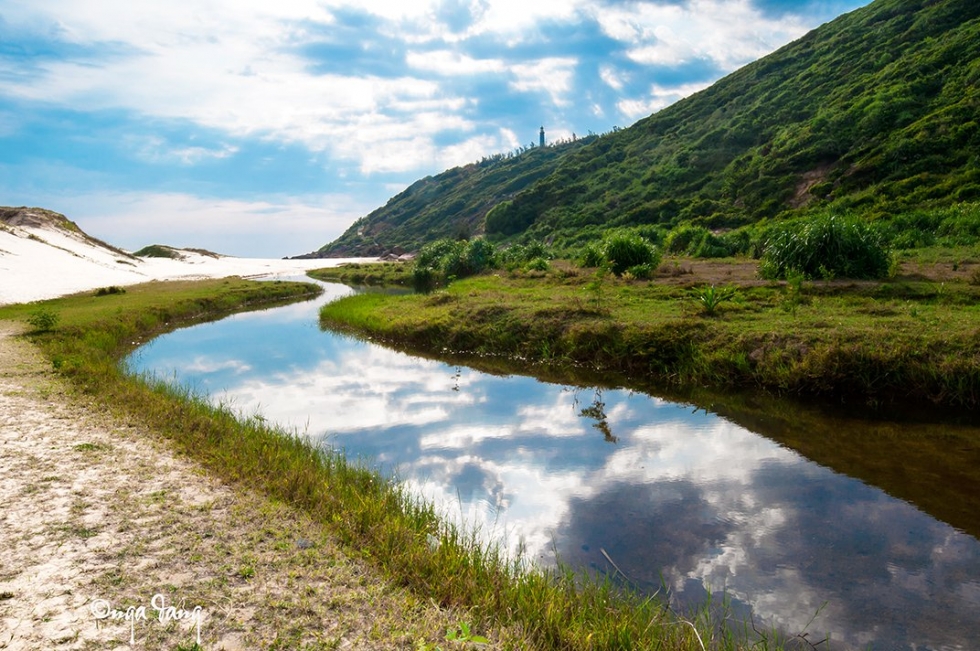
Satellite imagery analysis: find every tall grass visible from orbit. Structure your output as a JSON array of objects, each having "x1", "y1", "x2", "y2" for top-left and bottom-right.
[
  {"x1": 581, "y1": 230, "x2": 662, "y2": 277},
  {"x1": 760, "y1": 213, "x2": 892, "y2": 280},
  {"x1": 1, "y1": 278, "x2": 782, "y2": 651}
]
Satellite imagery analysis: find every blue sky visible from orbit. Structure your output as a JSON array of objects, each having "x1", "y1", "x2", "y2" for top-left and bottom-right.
[{"x1": 0, "y1": 0, "x2": 867, "y2": 257}]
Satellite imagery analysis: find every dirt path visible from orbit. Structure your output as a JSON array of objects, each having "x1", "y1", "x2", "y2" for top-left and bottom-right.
[{"x1": 0, "y1": 323, "x2": 476, "y2": 650}]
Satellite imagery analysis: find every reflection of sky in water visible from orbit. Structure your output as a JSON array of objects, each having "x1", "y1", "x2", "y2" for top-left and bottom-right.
[{"x1": 127, "y1": 282, "x2": 980, "y2": 651}]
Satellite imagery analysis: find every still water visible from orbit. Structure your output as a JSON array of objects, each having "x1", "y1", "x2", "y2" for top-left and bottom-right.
[{"x1": 126, "y1": 281, "x2": 980, "y2": 651}]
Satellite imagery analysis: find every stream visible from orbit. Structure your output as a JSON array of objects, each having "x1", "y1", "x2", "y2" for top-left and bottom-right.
[{"x1": 125, "y1": 280, "x2": 980, "y2": 651}]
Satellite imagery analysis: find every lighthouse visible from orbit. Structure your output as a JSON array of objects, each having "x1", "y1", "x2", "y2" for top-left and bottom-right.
[{"x1": 539, "y1": 126, "x2": 545, "y2": 148}]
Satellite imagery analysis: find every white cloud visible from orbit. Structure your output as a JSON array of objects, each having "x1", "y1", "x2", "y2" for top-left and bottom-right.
[
  {"x1": 182, "y1": 357, "x2": 254, "y2": 375},
  {"x1": 2, "y1": 0, "x2": 828, "y2": 185},
  {"x1": 418, "y1": 0, "x2": 588, "y2": 42},
  {"x1": 599, "y1": 64, "x2": 627, "y2": 91},
  {"x1": 406, "y1": 50, "x2": 506, "y2": 75},
  {"x1": 126, "y1": 136, "x2": 240, "y2": 165},
  {"x1": 618, "y1": 81, "x2": 713, "y2": 120},
  {"x1": 594, "y1": 0, "x2": 810, "y2": 71},
  {"x1": 508, "y1": 57, "x2": 578, "y2": 106},
  {"x1": 2, "y1": 1, "x2": 479, "y2": 172}
]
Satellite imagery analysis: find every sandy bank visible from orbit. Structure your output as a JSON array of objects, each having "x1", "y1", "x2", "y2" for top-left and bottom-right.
[
  {"x1": 0, "y1": 321, "x2": 470, "y2": 649},
  {"x1": 0, "y1": 214, "x2": 362, "y2": 305}
]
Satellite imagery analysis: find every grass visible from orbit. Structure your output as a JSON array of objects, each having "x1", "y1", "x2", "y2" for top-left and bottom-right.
[
  {"x1": 0, "y1": 276, "x2": 787, "y2": 650},
  {"x1": 308, "y1": 261, "x2": 414, "y2": 287},
  {"x1": 317, "y1": 256, "x2": 980, "y2": 409}
]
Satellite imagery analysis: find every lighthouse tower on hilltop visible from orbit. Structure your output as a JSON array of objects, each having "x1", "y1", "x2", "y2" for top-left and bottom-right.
[{"x1": 539, "y1": 126, "x2": 545, "y2": 147}]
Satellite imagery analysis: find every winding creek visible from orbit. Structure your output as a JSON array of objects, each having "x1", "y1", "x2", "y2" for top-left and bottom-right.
[{"x1": 126, "y1": 280, "x2": 980, "y2": 651}]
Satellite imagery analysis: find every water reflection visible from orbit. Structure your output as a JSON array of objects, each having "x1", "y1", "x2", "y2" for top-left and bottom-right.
[
  {"x1": 126, "y1": 282, "x2": 980, "y2": 651},
  {"x1": 578, "y1": 389, "x2": 618, "y2": 443}
]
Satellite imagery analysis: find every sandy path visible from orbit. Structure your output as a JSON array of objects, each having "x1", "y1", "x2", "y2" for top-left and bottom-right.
[{"x1": 0, "y1": 323, "x2": 469, "y2": 650}]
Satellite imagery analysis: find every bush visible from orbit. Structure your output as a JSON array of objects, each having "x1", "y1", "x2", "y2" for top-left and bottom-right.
[
  {"x1": 580, "y1": 242, "x2": 605, "y2": 268},
  {"x1": 664, "y1": 224, "x2": 740, "y2": 258},
  {"x1": 95, "y1": 286, "x2": 127, "y2": 296},
  {"x1": 760, "y1": 213, "x2": 892, "y2": 280},
  {"x1": 625, "y1": 263, "x2": 654, "y2": 279},
  {"x1": 459, "y1": 238, "x2": 498, "y2": 276},
  {"x1": 874, "y1": 203, "x2": 980, "y2": 249},
  {"x1": 499, "y1": 241, "x2": 552, "y2": 271},
  {"x1": 411, "y1": 266, "x2": 438, "y2": 293},
  {"x1": 27, "y1": 308, "x2": 60, "y2": 332},
  {"x1": 412, "y1": 238, "x2": 499, "y2": 291},
  {"x1": 665, "y1": 225, "x2": 709, "y2": 254},
  {"x1": 579, "y1": 230, "x2": 661, "y2": 277}
]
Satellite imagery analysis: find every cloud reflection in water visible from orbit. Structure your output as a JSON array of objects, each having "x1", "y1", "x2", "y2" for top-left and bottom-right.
[{"x1": 128, "y1": 290, "x2": 980, "y2": 651}]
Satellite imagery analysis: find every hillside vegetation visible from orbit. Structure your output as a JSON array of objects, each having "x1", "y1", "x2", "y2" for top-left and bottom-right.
[
  {"x1": 311, "y1": 136, "x2": 597, "y2": 257},
  {"x1": 312, "y1": 0, "x2": 980, "y2": 257}
]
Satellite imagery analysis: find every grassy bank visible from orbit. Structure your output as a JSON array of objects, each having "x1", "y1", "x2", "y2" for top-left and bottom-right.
[
  {"x1": 308, "y1": 261, "x2": 413, "y2": 287},
  {"x1": 316, "y1": 257, "x2": 980, "y2": 409},
  {"x1": 0, "y1": 278, "x2": 786, "y2": 650}
]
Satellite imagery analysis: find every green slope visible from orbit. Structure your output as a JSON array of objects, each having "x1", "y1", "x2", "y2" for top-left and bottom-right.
[
  {"x1": 312, "y1": 136, "x2": 597, "y2": 257},
  {"x1": 315, "y1": 0, "x2": 980, "y2": 257}
]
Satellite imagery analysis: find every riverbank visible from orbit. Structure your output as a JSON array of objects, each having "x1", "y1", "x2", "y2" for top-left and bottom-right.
[
  {"x1": 0, "y1": 277, "x2": 772, "y2": 651},
  {"x1": 0, "y1": 319, "x2": 467, "y2": 650},
  {"x1": 315, "y1": 255, "x2": 980, "y2": 409}
]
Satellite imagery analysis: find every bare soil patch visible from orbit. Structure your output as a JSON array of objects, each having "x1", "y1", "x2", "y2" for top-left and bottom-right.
[{"x1": 0, "y1": 323, "x2": 487, "y2": 650}]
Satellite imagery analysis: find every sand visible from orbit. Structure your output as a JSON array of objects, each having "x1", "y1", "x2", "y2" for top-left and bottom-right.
[
  {"x1": 0, "y1": 216, "x2": 352, "y2": 305},
  {"x1": 0, "y1": 218, "x2": 492, "y2": 648},
  {"x1": 0, "y1": 322, "x2": 473, "y2": 650}
]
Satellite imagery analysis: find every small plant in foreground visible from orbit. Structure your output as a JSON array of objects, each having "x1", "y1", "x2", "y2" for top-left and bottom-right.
[
  {"x1": 27, "y1": 308, "x2": 60, "y2": 332},
  {"x1": 781, "y1": 269, "x2": 808, "y2": 315},
  {"x1": 585, "y1": 262, "x2": 610, "y2": 311},
  {"x1": 445, "y1": 621, "x2": 489, "y2": 647},
  {"x1": 695, "y1": 285, "x2": 738, "y2": 316}
]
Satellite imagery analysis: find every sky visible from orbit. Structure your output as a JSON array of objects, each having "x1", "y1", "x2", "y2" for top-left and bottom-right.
[{"x1": 0, "y1": 0, "x2": 868, "y2": 258}]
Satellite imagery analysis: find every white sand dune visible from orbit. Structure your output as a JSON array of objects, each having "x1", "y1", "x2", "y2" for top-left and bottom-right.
[{"x1": 0, "y1": 209, "x2": 362, "y2": 305}]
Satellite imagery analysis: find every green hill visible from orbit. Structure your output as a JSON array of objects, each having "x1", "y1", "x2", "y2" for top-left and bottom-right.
[
  {"x1": 313, "y1": 0, "x2": 980, "y2": 257},
  {"x1": 309, "y1": 136, "x2": 598, "y2": 257}
]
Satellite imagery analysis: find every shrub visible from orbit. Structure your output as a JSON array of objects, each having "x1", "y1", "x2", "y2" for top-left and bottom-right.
[
  {"x1": 459, "y1": 238, "x2": 498, "y2": 276},
  {"x1": 579, "y1": 242, "x2": 605, "y2": 268},
  {"x1": 411, "y1": 266, "x2": 438, "y2": 293},
  {"x1": 27, "y1": 308, "x2": 60, "y2": 332},
  {"x1": 664, "y1": 224, "x2": 742, "y2": 258},
  {"x1": 134, "y1": 244, "x2": 180, "y2": 259},
  {"x1": 582, "y1": 230, "x2": 662, "y2": 276},
  {"x1": 760, "y1": 213, "x2": 892, "y2": 280},
  {"x1": 625, "y1": 263, "x2": 654, "y2": 279},
  {"x1": 414, "y1": 239, "x2": 467, "y2": 272},
  {"x1": 525, "y1": 257, "x2": 551, "y2": 272},
  {"x1": 665, "y1": 225, "x2": 710, "y2": 254},
  {"x1": 412, "y1": 238, "x2": 499, "y2": 291},
  {"x1": 95, "y1": 286, "x2": 127, "y2": 296},
  {"x1": 499, "y1": 241, "x2": 552, "y2": 271}
]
